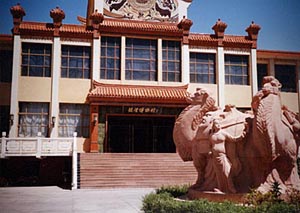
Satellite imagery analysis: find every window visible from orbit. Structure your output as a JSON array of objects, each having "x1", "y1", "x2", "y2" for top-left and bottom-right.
[
  {"x1": 58, "y1": 104, "x2": 89, "y2": 137},
  {"x1": 225, "y1": 55, "x2": 249, "y2": 85},
  {"x1": 126, "y1": 38, "x2": 157, "y2": 81},
  {"x1": 162, "y1": 40, "x2": 181, "y2": 82},
  {"x1": 21, "y1": 43, "x2": 51, "y2": 77},
  {"x1": 61, "y1": 45, "x2": 91, "y2": 79},
  {"x1": 190, "y1": 52, "x2": 216, "y2": 83},
  {"x1": 257, "y1": 63, "x2": 268, "y2": 90},
  {"x1": 275, "y1": 65, "x2": 297, "y2": 92},
  {"x1": 0, "y1": 50, "x2": 12, "y2": 82},
  {"x1": 18, "y1": 102, "x2": 49, "y2": 137},
  {"x1": 101, "y1": 37, "x2": 121, "y2": 80},
  {"x1": 0, "y1": 106, "x2": 10, "y2": 134}
]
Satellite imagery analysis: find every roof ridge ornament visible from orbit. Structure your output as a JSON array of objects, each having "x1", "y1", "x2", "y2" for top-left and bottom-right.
[
  {"x1": 246, "y1": 21, "x2": 261, "y2": 48},
  {"x1": 212, "y1": 18, "x2": 227, "y2": 46},
  {"x1": 212, "y1": 18, "x2": 227, "y2": 39},
  {"x1": 89, "y1": 9, "x2": 104, "y2": 38},
  {"x1": 50, "y1": 6, "x2": 65, "y2": 36},
  {"x1": 10, "y1": 3, "x2": 26, "y2": 35},
  {"x1": 178, "y1": 16, "x2": 193, "y2": 44}
]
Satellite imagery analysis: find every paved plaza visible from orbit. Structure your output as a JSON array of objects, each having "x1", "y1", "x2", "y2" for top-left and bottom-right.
[{"x1": 0, "y1": 186, "x2": 154, "y2": 213}]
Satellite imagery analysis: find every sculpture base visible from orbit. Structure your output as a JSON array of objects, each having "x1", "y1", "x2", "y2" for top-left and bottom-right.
[{"x1": 188, "y1": 188, "x2": 245, "y2": 203}]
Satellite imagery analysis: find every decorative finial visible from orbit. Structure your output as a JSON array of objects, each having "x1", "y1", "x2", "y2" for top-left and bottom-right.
[
  {"x1": 212, "y1": 18, "x2": 227, "y2": 38},
  {"x1": 50, "y1": 6, "x2": 65, "y2": 36},
  {"x1": 10, "y1": 3, "x2": 26, "y2": 34},
  {"x1": 246, "y1": 21, "x2": 261, "y2": 40}
]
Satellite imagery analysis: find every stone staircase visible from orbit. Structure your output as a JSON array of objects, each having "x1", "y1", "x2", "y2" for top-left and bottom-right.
[{"x1": 79, "y1": 153, "x2": 197, "y2": 188}]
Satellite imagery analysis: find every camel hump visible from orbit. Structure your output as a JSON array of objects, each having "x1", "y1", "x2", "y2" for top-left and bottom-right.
[{"x1": 220, "y1": 106, "x2": 252, "y2": 137}]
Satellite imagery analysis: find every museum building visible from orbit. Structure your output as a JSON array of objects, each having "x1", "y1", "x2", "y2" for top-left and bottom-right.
[{"x1": 0, "y1": 0, "x2": 299, "y2": 187}]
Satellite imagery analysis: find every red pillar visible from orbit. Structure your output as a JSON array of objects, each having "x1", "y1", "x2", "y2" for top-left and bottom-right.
[{"x1": 90, "y1": 104, "x2": 99, "y2": 152}]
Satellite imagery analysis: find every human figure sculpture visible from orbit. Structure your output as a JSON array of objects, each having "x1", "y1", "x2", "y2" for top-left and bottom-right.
[
  {"x1": 209, "y1": 119, "x2": 246, "y2": 193},
  {"x1": 173, "y1": 76, "x2": 300, "y2": 196},
  {"x1": 174, "y1": 89, "x2": 250, "y2": 193}
]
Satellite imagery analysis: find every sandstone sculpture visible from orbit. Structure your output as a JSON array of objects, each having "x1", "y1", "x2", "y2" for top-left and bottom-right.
[{"x1": 173, "y1": 76, "x2": 300, "y2": 195}]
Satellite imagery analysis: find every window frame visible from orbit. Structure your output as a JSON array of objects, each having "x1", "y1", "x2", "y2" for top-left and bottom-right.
[
  {"x1": 190, "y1": 52, "x2": 216, "y2": 84},
  {"x1": 125, "y1": 38, "x2": 157, "y2": 81},
  {"x1": 0, "y1": 50, "x2": 13, "y2": 82},
  {"x1": 275, "y1": 64, "x2": 297, "y2": 92},
  {"x1": 162, "y1": 40, "x2": 181, "y2": 82},
  {"x1": 61, "y1": 45, "x2": 91, "y2": 79},
  {"x1": 18, "y1": 102, "x2": 49, "y2": 137},
  {"x1": 100, "y1": 36, "x2": 121, "y2": 80},
  {"x1": 58, "y1": 103, "x2": 90, "y2": 138},
  {"x1": 21, "y1": 43, "x2": 52, "y2": 77},
  {"x1": 257, "y1": 63, "x2": 268, "y2": 90},
  {"x1": 225, "y1": 54, "x2": 249, "y2": 85}
]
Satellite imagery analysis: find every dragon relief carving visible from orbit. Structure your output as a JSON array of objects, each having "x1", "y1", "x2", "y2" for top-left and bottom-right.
[{"x1": 104, "y1": 0, "x2": 179, "y2": 22}]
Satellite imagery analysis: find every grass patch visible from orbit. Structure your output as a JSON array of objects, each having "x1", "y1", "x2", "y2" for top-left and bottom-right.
[{"x1": 142, "y1": 184, "x2": 300, "y2": 213}]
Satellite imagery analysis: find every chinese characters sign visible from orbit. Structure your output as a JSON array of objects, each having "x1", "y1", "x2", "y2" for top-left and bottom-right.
[{"x1": 126, "y1": 106, "x2": 161, "y2": 114}]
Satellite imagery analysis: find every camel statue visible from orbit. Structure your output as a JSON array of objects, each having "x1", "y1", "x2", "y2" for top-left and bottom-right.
[
  {"x1": 251, "y1": 76, "x2": 300, "y2": 194},
  {"x1": 173, "y1": 88, "x2": 250, "y2": 193},
  {"x1": 173, "y1": 77, "x2": 300, "y2": 195}
]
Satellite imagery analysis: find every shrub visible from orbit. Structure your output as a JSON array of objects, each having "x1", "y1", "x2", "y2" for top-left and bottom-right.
[
  {"x1": 243, "y1": 181, "x2": 283, "y2": 207},
  {"x1": 155, "y1": 184, "x2": 190, "y2": 198},
  {"x1": 142, "y1": 184, "x2": 300, "y2": 213},
  {"x1": 142, "y1": 192, "x2": 249, "y2": 213}
]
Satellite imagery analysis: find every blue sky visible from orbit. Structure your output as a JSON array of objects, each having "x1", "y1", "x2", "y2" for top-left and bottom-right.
[{"x1": 1, "y1": 0, "x2": 300, "y2": 52}]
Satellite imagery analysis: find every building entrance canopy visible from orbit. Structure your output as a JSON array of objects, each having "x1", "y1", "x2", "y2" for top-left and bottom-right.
[
  {"x1": 88, "y1": 81, "x2": 189, "y2": 105},
  {"x1": 87, "y1": 82, "x2": 189, "y2": 153}
]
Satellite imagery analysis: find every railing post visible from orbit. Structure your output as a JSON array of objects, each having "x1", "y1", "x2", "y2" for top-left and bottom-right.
[
  {"x1": 72, "y1": 132, "x2": 78, "y2": 190},
  {"x1": 36, "y1": 132, "x2": 42, "y2": 158},
  {"x1": 1, "y1": 132, "x2": 6, "y2": 158}
]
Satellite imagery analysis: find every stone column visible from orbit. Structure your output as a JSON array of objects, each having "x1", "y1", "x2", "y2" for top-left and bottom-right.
[
  {"x1": 157, "y1": 38, "x2": 163, "y2": 83},
  {"x1": 217, "y1": 47, "x2": 225, "y2": 109},
  {"x1": 50, "y1": 37, "x2": 61, "y2": 137},
  {"x1": 181, "y1": 44, "x2": 190, "y2": 84},
  {"x1": 250, "y1": 49, "x2": 258, "y2": 96},
  {"x1": 212, "y1": 19, "x2": 227, "y2": 109},
  {"x1": 120, "y1": 36, "x2": 126, "y2": 82},
  {"x1": 90, "y1": 105, "x2": 99, "y2": 152},
  {"x1": 50, "y1": 7, "x2": 65, "y2": 137},
  {"x1": 9, "y1": 35, "x2": 21, "y2": 137},
  {"x1": 9, "y1": 4, "x2": 26, "y2": 137},
  {"x1": 246, "y1": 21, "x2": 261, "y2": 97},
  {"x1": 92, "y1": 37, "x2": 100, "y2": 81},
  {"x1": 177, "y1": 17, "x2": 193, "y2": 84}
]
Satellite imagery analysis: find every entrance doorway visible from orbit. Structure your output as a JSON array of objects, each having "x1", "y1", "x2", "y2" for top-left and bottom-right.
[{"x1": 106, "y1": 116, "x2": 176, "y2": 153}]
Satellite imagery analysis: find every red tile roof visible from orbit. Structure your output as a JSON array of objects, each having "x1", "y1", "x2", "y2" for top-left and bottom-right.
[
  {"x1": 19, "y1": 21, "x2": 93, "y2": 36},
  {"x1": 189, "y1": 33, "x2": 253, "y2": 48},
  {"x1": 88, "y1": 81, "x2": 189, "y2": 104},
  {"x1": 18, "y1": 20, "x2": 254, "y2": 48},
  {"x1": 99, "y1": 18, "x2": 182, "y2": 36}
]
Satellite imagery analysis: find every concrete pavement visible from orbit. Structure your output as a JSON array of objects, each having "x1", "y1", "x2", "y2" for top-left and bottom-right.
[{"x1": 0, "y1": 186, "x2": 154, "y2": 213}]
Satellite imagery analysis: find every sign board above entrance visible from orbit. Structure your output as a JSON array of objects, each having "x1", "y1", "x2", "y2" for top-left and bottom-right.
[{"x1": 126, "y1": 106, "x2": 161, "y2": 114}]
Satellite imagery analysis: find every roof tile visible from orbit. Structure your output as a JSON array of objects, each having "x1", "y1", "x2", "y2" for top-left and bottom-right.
[{"x1": 88, "y1": 82, "x2": 188, "y2": 104}]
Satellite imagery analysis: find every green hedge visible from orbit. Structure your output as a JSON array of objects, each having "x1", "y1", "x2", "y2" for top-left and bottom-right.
[{"x1": 142, "y1": 185, "x2": 300, "y2": 213}]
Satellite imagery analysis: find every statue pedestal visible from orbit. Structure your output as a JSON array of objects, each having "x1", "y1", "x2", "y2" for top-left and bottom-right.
[{"x1": 188, "y1": 188, "x2": 245, "y2": 203}]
